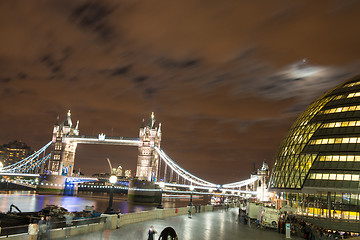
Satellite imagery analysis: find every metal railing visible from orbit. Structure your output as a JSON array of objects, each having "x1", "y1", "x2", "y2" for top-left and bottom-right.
[{"x1": 0, "y1": 216, "x2": 107, "y2": 237}]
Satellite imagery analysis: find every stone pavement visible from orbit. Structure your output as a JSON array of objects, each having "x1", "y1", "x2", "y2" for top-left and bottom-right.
[{"x1": 69, "y1": 208, "x2": 302, "y2": 240}]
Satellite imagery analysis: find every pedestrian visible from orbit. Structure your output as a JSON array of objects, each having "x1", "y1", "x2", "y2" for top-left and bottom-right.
[
  {"x1": 116, "y1": 210, "x2": 121, "y2": 229},
  {"x1": 28, "y1": 220, "x2": 39, "y2": 240},
  {"x1": 65, "y1": 212, "x2": 73, "y2": 238},
  {"x1": 38, "y1": 217, "x2": 46, "y2": 240},
  {"x1": 45, "y1": 216, "x2": 51, "y2": 239},
  {"x1": 147, "y1": 225, "x2": 157, "y2": 240},
  {"x1": 188, "y1": 206, "x2": 193, "y2": 218}
]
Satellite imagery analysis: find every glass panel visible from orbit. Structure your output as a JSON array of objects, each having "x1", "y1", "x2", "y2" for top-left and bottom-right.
[
  {"x1": 352, "y1": 175, "x2": 359, "y2": 181},
  {"x1": 336, "y1": 175, "x2": 344, "y2": 180},
  {"x1": 344, "y1": 175, "x2": 352, "y2": 181},
  {"x1": 329, "y1": 174, "x2": 336, "y2": 180}
]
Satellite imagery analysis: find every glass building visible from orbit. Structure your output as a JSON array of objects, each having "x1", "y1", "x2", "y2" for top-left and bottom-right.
[{"x1": 270, "y1": 75, "x2": 360, "y2": 227}]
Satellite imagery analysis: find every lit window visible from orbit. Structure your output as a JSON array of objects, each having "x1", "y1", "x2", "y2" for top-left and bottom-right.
[
  {"x1": 350, "y1": 138, "x2": 357, "y2": 143},
  {"x1": 328, "y1": 138, "x2": 335, "y2": 144},
  {"x1": 344, "y1": 174, "x2": 351, "y2": 181},
  {"x1": 342, "y1": 122, "x2": 349, "y2": 127},
  {"x1": 322, "y1": 174, "x2": 329, "y2": 180},
  {"x1": 333, "y1": 156, "x2": 339, "y2": 161},
  {"x1": 340, "y1": 156, "x2": 347, "y2": 161},
  {"x1": 352, "y1": 175, "x2": 360, "y2": 181},
  {"x1": 329, "y1": 174, "x2": 336, "y2": 180},
  {"x1": 315, "y1": 174, "x2": 322, "y2": 180},
  {"x1": 336, "y1": 175, "x2": 344, "y2": 180},
  {"x1": 343, "y1": 138, "x2": 350, "y2": 144}
]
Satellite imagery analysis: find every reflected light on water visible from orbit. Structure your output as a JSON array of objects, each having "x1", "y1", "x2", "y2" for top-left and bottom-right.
[
  {"x1": 0, "y1": 191, "x2": 209, "y2": 214},
  {"x1": 0, "y1": 191, "x2": 150, "y2": 213}
]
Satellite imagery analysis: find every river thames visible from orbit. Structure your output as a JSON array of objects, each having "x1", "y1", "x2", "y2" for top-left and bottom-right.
[{"x1": 0, "y1": 191, "x2": 208, "y2": 213}]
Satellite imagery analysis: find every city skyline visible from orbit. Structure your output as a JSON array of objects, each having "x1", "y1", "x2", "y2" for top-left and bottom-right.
[{"x1": 0, "y1": 1, "x2": 360, "y2": 183}]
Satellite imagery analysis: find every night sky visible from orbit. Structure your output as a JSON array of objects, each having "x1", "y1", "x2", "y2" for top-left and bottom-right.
[{"x1": 0, "y1": 1, "x2": 360, "y2": 184}]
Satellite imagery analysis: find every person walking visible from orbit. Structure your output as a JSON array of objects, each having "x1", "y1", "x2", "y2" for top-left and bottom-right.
[
  {"x1": 38, "y1": 217, "x2": 46, "y2": 240},
  {"x1": 147, "y1": 225, "x2": 157, "y2": 240},
  {"x1": 28, "y1": 220, "x2": 39, "y2": 240},
  {"x1": 45, "y1": 216, "x2": 51, "y2": 239},
  {"x1": 188, "y1": 206, "x2": 193, "y2": 218},
  {"x1": 65, "y1": 212, "x2": 73, "y2": 238},
  {"x1": 116, "y1": 210, "x2": 121, "y2": 229}
]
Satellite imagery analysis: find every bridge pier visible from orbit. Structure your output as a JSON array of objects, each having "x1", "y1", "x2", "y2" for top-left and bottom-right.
[{"x1": 127, "y1": 179, "x2": 161, "y2": 203}]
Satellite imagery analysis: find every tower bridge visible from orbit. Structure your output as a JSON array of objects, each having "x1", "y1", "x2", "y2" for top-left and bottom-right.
[{"x1": 0, "y1": 111, "x2": 269, "y2": 202}]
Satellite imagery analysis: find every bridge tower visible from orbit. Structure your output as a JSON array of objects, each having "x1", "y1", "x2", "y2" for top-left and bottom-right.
[
  {"x1": 256, "y1": 162, "x2": 270, "y2": 201},
  {"x1": 136, "y1": 112, "x2": 161, "y2": 181},
  {"x1": 48, "y1": 110, "x2": 79, "y2": 176}
]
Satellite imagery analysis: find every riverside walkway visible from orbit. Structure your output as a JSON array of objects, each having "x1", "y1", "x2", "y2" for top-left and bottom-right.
[{"x1": 69, "y1": 208, "x2": 301, "y2": 240}]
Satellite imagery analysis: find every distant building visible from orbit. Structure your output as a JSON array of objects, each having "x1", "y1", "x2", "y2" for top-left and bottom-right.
[
  {"x1": 0, "y1": 140, "x2": 32, "y2": 167},
  {"x1": 115, "y1": 166, "x2": 123, "y2": 177},
  {"x1": 92, "y1": 173, "x2": 110, "y2": 179},
  {"x1": 124, "y1": 169, "x2": 132, "y2": 178}
]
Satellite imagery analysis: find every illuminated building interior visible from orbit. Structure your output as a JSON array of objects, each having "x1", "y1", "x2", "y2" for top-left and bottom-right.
[
  {"x1": 0, "y1": 141, "x2": 31, "y2": 167},
  {"x1": 270, "y1": 75, "x2": 360, "y2": 222}
]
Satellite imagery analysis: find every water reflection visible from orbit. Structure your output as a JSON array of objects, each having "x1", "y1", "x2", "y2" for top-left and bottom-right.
[{"x1": 0, "y1": 191, "x2": 208, "y2": 213}]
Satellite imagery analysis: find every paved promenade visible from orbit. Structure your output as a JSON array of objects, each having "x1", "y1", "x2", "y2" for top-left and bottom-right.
[{"x1": 69, "y1": 208, "x2": 302, "y2": 240}]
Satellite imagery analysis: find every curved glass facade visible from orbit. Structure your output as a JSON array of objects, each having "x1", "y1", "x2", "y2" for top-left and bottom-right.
[
  {"x1": 270, "y1": 75, "x2": 360, "y2": 192},
  {"x1": 270, "y1": 76, "x2": 360, "y2": 228}
]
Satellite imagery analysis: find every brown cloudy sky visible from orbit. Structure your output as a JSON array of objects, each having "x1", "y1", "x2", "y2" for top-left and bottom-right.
[{"x1": 0, "y1": 0, "x2": 360, "y2": 184}]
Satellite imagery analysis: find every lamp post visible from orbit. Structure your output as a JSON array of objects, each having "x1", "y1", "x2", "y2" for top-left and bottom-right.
[
  {"x1": 157, "y1": 181, "x2": 165, "y2": 209},
  {"x1": 189, "y1": 185, "x2": 194, "y2": 206},
  {"x1": 105, "y1": 175, "x2": 117, "y2": 214}
]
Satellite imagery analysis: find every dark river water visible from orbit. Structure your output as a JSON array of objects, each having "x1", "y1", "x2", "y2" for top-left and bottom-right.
[{"x1": 0, "y1": 191, "x2": 209, "y2": 214}]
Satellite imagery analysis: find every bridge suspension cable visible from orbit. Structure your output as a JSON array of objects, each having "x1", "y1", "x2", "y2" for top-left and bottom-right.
[
  {"x1": 155, "y1": 147, "x2": 217, "y2": 187},
  {"x1": 1, "y1": 141, "x2": 52, "y2": 173},
  {"x1": 222, "y1": 176, "x2": 258, "y2": 188}
]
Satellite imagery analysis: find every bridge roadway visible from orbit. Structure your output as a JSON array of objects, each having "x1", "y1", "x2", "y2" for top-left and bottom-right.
[{"x1": 69, "y1": 208, "x2": 301, "y2": 240}]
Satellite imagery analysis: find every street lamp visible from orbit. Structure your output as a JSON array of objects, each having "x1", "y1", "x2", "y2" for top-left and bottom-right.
[
  {"x1": 189, "y1": 185, "x2": 195, "y2": 206},
  {"x1": 105, "y1": 175, "x2": 117, "y2": 214},
  {"x1": 157, "y1": 181, "x2": 165, "y2": 209}
]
